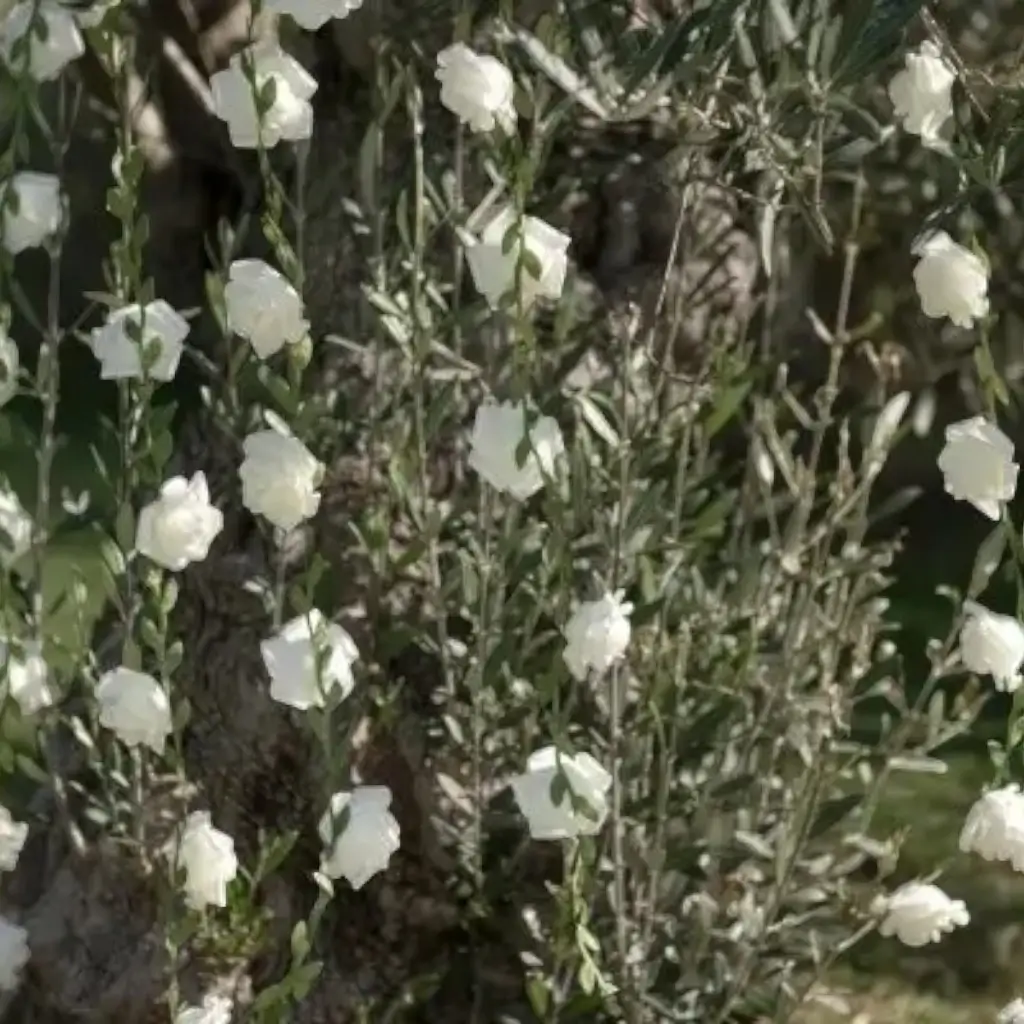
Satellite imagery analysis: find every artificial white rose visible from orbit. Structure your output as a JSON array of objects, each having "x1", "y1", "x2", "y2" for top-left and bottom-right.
[
  {"x1": 436, "y1": 43, "x2": 516, "y2": 134},
  {"x1": 0, "y1": 485, "x2": 31, "y2": 568},
  {"x1": 1, "y1": 171, "x2": 62, "y2": 254},
  {"x1": 261, "y1": 609, "x2": 358, "y2": 711},
  {"x1": 239, "y1": 428, "x2": 322, "y2": 532},
  {"x1": 467, "y1": 398, "x2": 564, "y2": 500},
  {"x1": 563, "y1": 590, "x2": 633, "y2": 681},
  {"x1": 1000, "y1": 999, "x2": 1024, "y2": 1024},
  {"x1": 175, "y1": 993, "x2": 233, "y2": 1024},
  {"x1": 0, "y1": 1, "x2": 84, "y2": 82},
  {"x1": 265, "y1": 0, "x2": 362, "y2": 30},
  {"x1": 2, "y1": 639, "x2": 52, "y2": 715},
  {"x1": 877, "y1": 881, "x2": 968, "y2": 947},
  {"x1": 89, "y1": 300, "x2": 189, "y2": 382},
  {"x1": 959, "y1": 601, "x2": 1024, "y2": 691},
  {"x1": 211, "y1": 42, "x2": 316, "y2": 150},
  {"x1": 466, "y1": 206, "x2": 569, "y2": 310},
  {"x1": 224, "y1": 259, "x2": 308, "y2": 359},
  {"x1": 319, "y1": 786, "x2": 400, "y2": 890},
  {"x1": 0, "y1": 333, "x2": 18, "y2": 407},
  {"x1": 0, "y1": 916, "x2": 28, "y2": 991},
  {"x1": 888, "y1": 41, "x2": 955, "y2": 145},
  {"x1": 937, "y1": 415, "x2": 1017, "y2": 520},
  {"x1": 96, "y1": 667, "x2": 173, "y2": 754},
  {"x1": 912, "y1": 230, "x2": 989, "y2": 329},
  {"x1": 174, "y1": 811, "x2": 238, "y2": 910},
  {"x1": 0, "y1": 806, "x2": 27, "y2": 873},
  {"x1": 137, "y1": 472, "x2": 223, "y2": 571},
  {"x1": 509, "y1": 746, "x2": 611, "y2": 841},
  {"x1": 959, "y1": 784, "x2": 1024, "y2": 870}
]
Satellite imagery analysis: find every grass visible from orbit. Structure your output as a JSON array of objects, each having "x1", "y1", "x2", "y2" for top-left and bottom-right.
[{"x1": 795, "y1": 972, "x2": 1004, "y2": 1023}]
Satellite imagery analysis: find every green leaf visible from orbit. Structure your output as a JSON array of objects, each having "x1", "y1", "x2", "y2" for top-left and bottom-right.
[
  {"x1": 808, "y1": 794, "x2": 860, "y2": 839},
  {"x1": 831, "y1": 0, "x2": 928, "y2": 87},
  {"x1": 703, "y1": 379, "x2": 751, "y2": 439}
]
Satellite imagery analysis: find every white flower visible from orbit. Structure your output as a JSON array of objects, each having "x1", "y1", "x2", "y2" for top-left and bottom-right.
[
  {"x1": 319, "y1": 786, "x2": 400, "y2": 890},
  {"x1": 96, "y1": 667, "x2": 173, "y2": 754},
  {"x1": 88, "y1": 300, "x2": 189, "y2": 382},
  {"x1": 509, "y1": 746, "x2": 611, "y2": 841},
  {"x1": 2, "y1": 640, "x2": 52, "y2": 715},
  {"x1": 175, "y1": 993, "x2": 234, "y2": 1024},
  {"x1": 959, "y1": 601, "x2": 1024, "y2": 691},
  {"x1": 265, "y1": 0, "x2": 362, "y2": 30},
  {"x1": 937, "y1": 416, "x2": 1017, "y2": 520},
  {"x1": 467, "y1": 398, "x2": 564, "y2": 500},
  {"x1": 174, "y1": 811, "x2": 238, "y2": 910},
  {"x1": 0, "y1": 485, "x2": 31, "y2": 568},
  {"x1": 224, "y1": 259, "x2": 308, "y2": 359},
  {"x1": 436, "y1": 43, "x2": 516, "y2": 134},
  {"x1": 0, "y1": 2, "x2": 84, "y2": 82},
  {"x1": 0, "y1": 916, "x2": 28, "y2": 991},
  {"x1": 211, "y1": 42, "x2": 316, "y2": 150},
  {"x1": 563, "y1": 590, "x2": 633, "y2": 681},
  {"x1": 959, "y1": 785, "x2": 1024, "y2": 870},
  {"x1": 999, "y1": 999, "x2": 1024, "y2": 1024},
  {"x1": 0, "y1": 333, "x2": 18, "y2": 407},
  {"x1": 261, "y1": 609, "x2": 358, "y2": 711},
  {"x1": 877, "y1": 881, "x2": 968, "y2": 947},
  {"x1": 888, "y1": 42, "x2": 955, "y2": 145},
  {"x1": 0, "y1": 806, "x2": 27, "y2": 873},
  {"x1": 239, "y1": 428, "x2": 322, "y2": 532},
  {"x1": 137, "y1": 472, "x2": 223, "y2": 571},
  {"x1": 466, "y1": 206, "x2": 569, "y2": 310},
  {"x1": 912, "y1": 231, "x2": 989, "y2": 329},
  {"x1": 1, "y1": 171, "x2": 62, "y2": 254}
]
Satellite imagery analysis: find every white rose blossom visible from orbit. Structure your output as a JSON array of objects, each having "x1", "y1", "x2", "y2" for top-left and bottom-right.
[
  {"x1": 224, "y1": 259, "x2": 308, "y2": 359},
  {"x1": 877, "y1": 881, "x2": 968, "y2": 947},
  {"x1": 959, "y1": 784, "x2": 1024, "y2": 870},
  {"x1": 211, "y1": 42, "x2": 316, "y2": 149},
  {"x1": 0, "y1": 333, "x2": 18, "y2": 408},
  {"x1": 912, "y1": 230, "x2": 989, "y2": 329},
  {"x1": 175, "y1": 993, "x2": 234, "y2": 1024},
  {"x1": 937, "y1": 415, "x2": 1017, "y2": 520},
  {"x1": 136, "y1": 472, "x2": 223, "y2": 571},
  {"x1": 174, "y1": 811, "x2": 238, "y2": 910},
  {"x1": 436, "y1": 43, "x2": 516, "y2": 134},
  {"x1": 1, "y1": 171, "x2": 62, "y2": 255},
  {"x1": 0, "y1": 1, "x2": 84, "y2": 82},
  {"x1": 89, "y1": 300, "x2": 189, "y2": 382},
  {"x1": 0, "y1": 806, "x2": 27, "y2": 873},
  {"x1": 563, "y1": 590, "x2": 633, "y2": 682},
  {"x1": 0, "y1": 916, "x2": 28, "y2": 991},
  {"x1": 959, "y1": 601, "x2": 1024, "y2": 692},
  {"x1": 888, "y1": 41, "x2": 955, "y2": 145},
  {"x1": 239, "y1": 428, "x2": 323, "y2": 532},
  {"x1": 468, "y1": 398, "x2": 564, "y2": 500},
  {"x1": 261, "y1": 609, "x2": 358, "y2": 711},
  {"x1": 266, "y1": 0, "x2": 362, "y2": 30},
  {"x1": 1, "y1": 639, "x2": 52, "y2": 715},
  {"x1": 510, "y1": 746, "x2": 612, "y2": 841},
  {"x1": 466, "y1": 206, "x2": 569, "y2": 310},
  {"x1": 319, "y1": 786, "x2": 400, "y2": 890},
  {"x1": 1000, "y1": 999, "x2": 1024, "y2": 1024},
  {"x1": 96, "y1": 667, "x2": 173, "y2": 754},
  {"x1": 0, "y1": 485, "x2": 31, "y2": 568}
]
